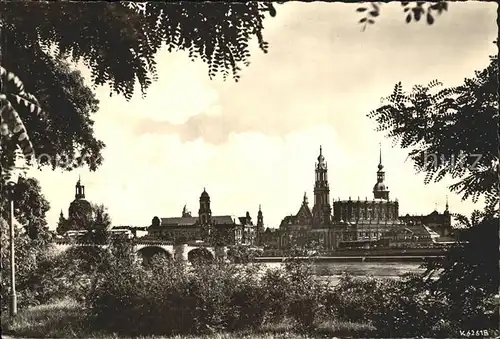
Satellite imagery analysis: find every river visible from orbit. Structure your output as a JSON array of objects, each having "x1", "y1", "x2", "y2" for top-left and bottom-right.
[{"x1": 259, "y1": 261, "x2": 424, "y2": 286}]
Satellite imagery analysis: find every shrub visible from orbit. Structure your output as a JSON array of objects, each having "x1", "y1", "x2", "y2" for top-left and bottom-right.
[
  {"x1": 282, "y1": 260, "x2": 326, "y2": 330},
  {"x1": 327, "y1": 274, "x2": 385, "y2": 323},
  {"x1": 88, "y1": 258, "x2": 269, "y2": 336}
]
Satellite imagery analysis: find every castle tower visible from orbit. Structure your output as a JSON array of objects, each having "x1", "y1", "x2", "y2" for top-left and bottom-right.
[
  {"x1": 312, "y1": 146, "x2": 332, "y2": 226},
  {"x1": 373, "y1": 144, "x2": 390, "y2": 200}
]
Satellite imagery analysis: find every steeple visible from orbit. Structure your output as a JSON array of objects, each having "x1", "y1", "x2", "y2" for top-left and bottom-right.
[
  {"x1": 313, "y1": 145, "x2": 331, "y2": 226},
  {"x1": 373, "y1": 143, "x2": 389, "y2": 200},
  {"x1": 317, "y1": 145, "x2": 324, "y2": 165},
  {"x1": 75, "y1": 176, "x2": 85, "y2": 200},
  {"x1": 257, "y1": 204, "x2": 263, "y2": 226},
  {"x1": 303, "y1": 192, "x2": 309, "y2": 205},
  {"x1": 378, "y1": 143, "x2": 383, "y2": 170},
  {"x1": 256, "y1": 204, "x2": 264, "y2": 244},
  {"x1": 198, "y1": 187, "x2": 211, "y2": 226},
  {"x1": 445, "y1": 195, "x2": 449, "y2": 212}
]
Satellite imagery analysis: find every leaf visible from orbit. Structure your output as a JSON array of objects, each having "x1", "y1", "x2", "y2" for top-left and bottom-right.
[
  {"x1": 369, "y1": 11, "x2": 379, "y2": 17},
  {"x1": 413, "y1": 8, "x2": 422, "y2": 21},
  {"x1": 269, "y1": 5, "x2": 276, "y2": 17},
  {"x1": 406, "y1": 14, "x2": 412, "y2": 23},
  {"x1": 359, "y1": 17, "x2": 368, "y2": 23},
  {"x1": 426, "y1": 13, "x2": 434, "y2": 25},
  {"x1": 356, "y1": 7, "x2": 367, "y2": 12}
]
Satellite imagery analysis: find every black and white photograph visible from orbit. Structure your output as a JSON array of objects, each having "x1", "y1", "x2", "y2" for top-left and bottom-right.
[{"x1": 0, "y1": 1, "x2": 498, "y2": 338}]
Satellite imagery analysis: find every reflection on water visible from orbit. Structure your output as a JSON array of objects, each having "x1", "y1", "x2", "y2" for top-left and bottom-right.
[{"x1": 261, "y1": 261, "x2": 424, "y2": 286}]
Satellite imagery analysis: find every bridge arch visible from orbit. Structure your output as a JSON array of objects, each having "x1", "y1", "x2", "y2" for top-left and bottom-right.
[
  {"x1": 137, "y1": 246, "x2": 172, "y2": 266},
  {"x1": 188, "y1": 247, "x2": 214, "y2": 263}
]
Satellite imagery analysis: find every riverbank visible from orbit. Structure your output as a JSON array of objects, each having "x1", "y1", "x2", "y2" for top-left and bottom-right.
[{"x1": 1, "y1": 299, "x2": 375, "y2": 339}]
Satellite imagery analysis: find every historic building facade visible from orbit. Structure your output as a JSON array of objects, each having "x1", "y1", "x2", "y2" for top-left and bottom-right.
[
  {"x1": 398, "y1": 199, "x2": 454, "y2": 241},
  {"x1": 278, "y1": 145, "x2": 451, "y2": 251},
  {"x1": 147, "y1": 188, "x2": 263, "y2": 246}
]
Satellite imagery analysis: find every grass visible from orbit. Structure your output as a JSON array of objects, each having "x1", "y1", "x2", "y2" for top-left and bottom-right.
[{"x1": 1, "y1": 299, "x2": 375, "y2": 338}]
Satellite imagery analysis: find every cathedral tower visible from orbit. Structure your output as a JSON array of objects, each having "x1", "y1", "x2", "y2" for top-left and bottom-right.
[
  {"x1": 373, "y1": 144, "x2": 390, "y2": 200},
  {"x1": 312, "y1": 146, "x2": 332, "y2": 226}
]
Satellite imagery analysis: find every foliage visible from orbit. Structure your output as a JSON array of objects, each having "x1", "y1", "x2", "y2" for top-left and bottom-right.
[
  {"x1": 57, "y1": 203, "x2": 112, "y2": 245},
  {"x1": 420, "y1": 215, "x2": 499, "y2": 331},
  {"x1": 2, "y1": 55, "x2": 104, "y2": 171},
  {"x1": 0, "y1": 1, "x2": 278, "y2": 171},
  {"x1": 357, "y1": 1, "x2": 449, "y2": 30},
  {"x1": 77, "y1": 203, "x2": 112, "y2": 245},
  {"x1": 281, "y1": 260, "x2": 326, "y2": 330},
  {"x1": 0, "y1": 177, "x2": 51, "y2": 240},
  {"x1": 227, "y1": 245, "x2": 263, "y2": 263},
  {"x1": 88, "y1": 259, "x2": 267, "y2": 336},
  {"x1": 2, "y1": 2, "x2": 277, "y2": 98},
  {"x1": 0, "y1": 218, "x2": 53, "y2": 311},
  {"x1": 368, "y1": 54, "x2": 499, "y2": 207},
  {"x1": 0, "y1": 66, "x2": 42, "y2": 165}
]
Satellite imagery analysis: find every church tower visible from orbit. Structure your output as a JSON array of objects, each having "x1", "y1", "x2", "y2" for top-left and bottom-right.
[
  {"x1": 75, "y1": 176, "x2": 85, "y2": 199},
  {"x1": 312, "y1": 146, "x2": 332, "y2": 227},
  {"x1": 198, "y1": 188, "x2": 212, "y2": 225},
  {"x1": 257, "y1": 204, "x2": 264, "y2": 231},
  {"x1": 256, "y1": 205, "x2": 264, "y2": 245},
  {"x1": 373, "y1": 144, "x2": 390, "y2": 200}
]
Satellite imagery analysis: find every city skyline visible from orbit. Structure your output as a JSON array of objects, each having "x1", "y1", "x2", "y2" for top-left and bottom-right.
[{"x1": 27, "y1": 1, "x2": 497, "y2": 230}]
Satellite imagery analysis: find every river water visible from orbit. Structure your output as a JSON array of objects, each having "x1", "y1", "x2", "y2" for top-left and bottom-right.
[{"x1": 260, "y1": 261, "x2": 424, "y2": 286}]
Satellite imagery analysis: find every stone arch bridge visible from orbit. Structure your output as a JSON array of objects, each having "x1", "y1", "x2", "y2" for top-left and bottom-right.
[{"x1": 53, "y1": 239, "x2": 228, "y2": 264}]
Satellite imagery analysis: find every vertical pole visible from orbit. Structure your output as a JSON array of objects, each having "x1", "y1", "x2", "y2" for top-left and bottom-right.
[{"x1": 9, "y1": 193, "x2": 17, "y2": 317}]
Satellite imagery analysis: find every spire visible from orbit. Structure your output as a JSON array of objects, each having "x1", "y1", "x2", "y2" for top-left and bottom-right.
[
  {"x1": 303, "y1": 192, "x2": 308, "y2": 205},
  {"x1": 317, "y1": 145, "x2": 325, "y2": 165},
  {"x1": 259, "y1": 204, "x2": 262, "y2": 212},
  {"x1": 378, "y1": 142, "x2": 383, "y2": 170},
  {"x1": 445, "y1": 195, "x2": 449, "y2": 211},
  {"x1": 373, "y1": 143, "x2": 389, "y2": 200},
  {"x1": 59, "y1": 209, "x2": 64, "y2": 218}
]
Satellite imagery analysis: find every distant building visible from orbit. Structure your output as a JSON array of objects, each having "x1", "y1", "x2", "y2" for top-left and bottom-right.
[
  {"x1": 398, "y1": 199, "x2": 454, "y2": 241},
  {"x1": 109, "y1": 226, "x2": 148, "y2": 239},
  {"x1": 379, "y1": 224, "x2": 441, "y2": 247},
  {"x1": 57, "y1": 178, "x2": 95, "y2": 235},
  {"x1": 279, "y1": 145, "x2": 402, "y2": 250},
  {"x1": 147, "y1": 188, "x2": 262, "y2": 246},
  {"x1": 277, "y1": 145, "x2": 454, "y2": 251}
]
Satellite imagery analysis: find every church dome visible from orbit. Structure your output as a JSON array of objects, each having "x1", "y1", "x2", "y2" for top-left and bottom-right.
[
  {"x1": 373, "y1": 182, "x2": 387, "y2": 192},
  {"x1": 68, "y1": 198, "x2": 93, "y2": 224},
  {"x1": 67, "y1": 177, "x2": 93, "y2": 227}
]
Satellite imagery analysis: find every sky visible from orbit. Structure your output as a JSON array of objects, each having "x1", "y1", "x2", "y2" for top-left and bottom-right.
[{"x1": 29, "y1": 2, "x2": 498, "y2": 230}]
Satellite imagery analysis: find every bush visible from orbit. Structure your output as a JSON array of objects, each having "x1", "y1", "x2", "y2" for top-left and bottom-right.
[{"x1": 88, "y1": 258, "x2": 270, "y2": 336}]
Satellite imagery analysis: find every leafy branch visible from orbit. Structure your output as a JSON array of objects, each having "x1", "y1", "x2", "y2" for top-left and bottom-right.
[{"x1": 357, "y1": 1, "x2": 449, "y2": 30}]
